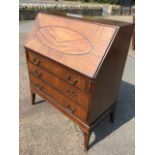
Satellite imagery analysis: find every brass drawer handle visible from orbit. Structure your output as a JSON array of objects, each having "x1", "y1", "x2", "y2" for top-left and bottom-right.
[
  {"x1": 72, "y1": 91, "x2": 77, "y2": 96},
  {"x1": 32, "y1": 58, "x2": 40, "y2": 65},
  {"x1": 66, "y1": 87, "x2": 77, "y2": 97},
  {"x1": 66, "y1": 104, "x2": 76, "y2": 114},
  {"x1": 35, "y1": 83, "x2": 43, "y2": 90},
  {"x1": 66, "y1": 75, "x2": 78, "y2": 85},
  {"x1": 66, "y1": 87, "x2": 70, "y2": 93},
  {"x1": 34, "y1": 70, "x2": 42, "y2": 77}
]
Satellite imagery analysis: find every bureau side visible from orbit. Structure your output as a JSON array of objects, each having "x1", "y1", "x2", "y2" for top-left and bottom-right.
[{"x1": 88, "y1": 24, "x2": 134, "y2": 124}]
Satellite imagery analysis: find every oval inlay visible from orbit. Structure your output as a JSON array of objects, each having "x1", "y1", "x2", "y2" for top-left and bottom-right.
[{"x1": 36, "y1": 26, "x2": 92, "y2": 55}]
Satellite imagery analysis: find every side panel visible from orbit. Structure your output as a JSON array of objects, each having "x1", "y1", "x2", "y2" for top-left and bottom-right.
[{"x1": 88, "y1": 24, "x2": 134, "y2": 124}]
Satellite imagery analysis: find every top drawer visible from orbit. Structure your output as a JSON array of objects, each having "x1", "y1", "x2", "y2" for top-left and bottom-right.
[{"x1": 26, "y1": 50, "x2": 93, "y2": 94}]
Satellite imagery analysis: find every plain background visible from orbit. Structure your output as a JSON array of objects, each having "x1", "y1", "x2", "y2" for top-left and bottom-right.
[{"x1": 0, "y1": 0, "x2": 155, "y2": 154}]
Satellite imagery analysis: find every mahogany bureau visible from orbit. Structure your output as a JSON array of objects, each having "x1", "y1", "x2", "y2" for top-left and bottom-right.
[{"x1": 24, "y1": 13, "x2": 133, "y2": 151}]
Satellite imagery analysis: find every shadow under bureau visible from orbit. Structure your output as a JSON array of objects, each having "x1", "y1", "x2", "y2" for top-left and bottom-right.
[{"x1": 24, "y1": 13, "x2": 133, "y2": 151}]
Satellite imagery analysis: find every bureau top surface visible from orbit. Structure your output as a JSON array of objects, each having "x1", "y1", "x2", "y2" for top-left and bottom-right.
[{"x1": 25, "y1": 13, "x2": 117, "y2": 78}]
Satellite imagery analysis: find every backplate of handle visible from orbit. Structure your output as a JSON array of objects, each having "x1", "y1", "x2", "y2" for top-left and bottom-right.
[
  {"x1": 66, "y1": 104, "x2": 76, "y2": 113},
  {"x1": 34, "y1": 70, "x2": 42, "y2": 77},
  {"x1": 72, "y1": 91, "x2": 77, "y2": 96},
  {"x1": 66, "y1": 75, "x2": 78, "y2": 85},
  {"x1": 32, "y1": 58, "x2": 40, "y2": 65},
  {"x1": 66, "y1": 87, "x2": 77, "y2": 97},
  {"x1": 35, "y1": 83, "x2": 43, "y2": 90}
]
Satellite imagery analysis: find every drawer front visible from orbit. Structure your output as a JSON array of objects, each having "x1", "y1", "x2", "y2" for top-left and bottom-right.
[
  {"x1": 28, "y1": 62, "x2": 59, "y2": 88},
  {"x1": 28, "y1": 62, "x2": 91, "y2": 110},
  {"x1": 27, "y1": 50, "x2": 92, "y2": 94},
  {"x1": 30, "y1": 74, "x2": 88, "y2": 122},
  {"x1": 59, "y1": 80, "x2": 91, "y2": 110}
]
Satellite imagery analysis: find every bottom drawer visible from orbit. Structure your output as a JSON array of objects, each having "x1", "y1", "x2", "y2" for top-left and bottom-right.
[{"x1": 30, "y1": 74, "x2": 88, "y2": 122}]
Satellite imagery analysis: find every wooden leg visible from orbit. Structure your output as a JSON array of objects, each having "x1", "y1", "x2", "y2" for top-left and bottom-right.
[
  {"x1": 110, "y1": 111, "x2": 115, "y2": 123},
  {"x1": 31, "y1": 91, "x2": 36, "y2": 105},
  {"x1": 132, "y1": 16, "x2": 135, "y2": 50},
  {"x1": 110, "y1": 101, "x2": 117, "y2": 123},
  {"x1": 83, "y1": 131, "x2": 91, "y2": 151}
]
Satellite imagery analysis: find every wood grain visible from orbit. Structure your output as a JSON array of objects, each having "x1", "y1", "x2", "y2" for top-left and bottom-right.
[
  {"x1": 27, "y1": 50, "x2": 93, "y2": 93},
  {"x1": 36, "y1": 26, "x2": 92, "y2": 55},
  {"x1": 28, "y1": 61, "x2": 91, "y2": 110},
  {"x1": 25, "y1": 13, "x2": 117, "y2": 78},
  {"x1": 89, "y1": 24, "x2": 134, "y2": 124},
  {"x1": 30, "y1": 74, "x2": 88, "y2": 123}
]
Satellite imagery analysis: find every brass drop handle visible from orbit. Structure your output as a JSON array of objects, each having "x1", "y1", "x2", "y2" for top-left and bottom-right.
[
  {"x1": 34, "y1": 70, "x2": 42, "y2": 77},
  {"x1": 32, "y1": 58, "x2": 40, "y2": 65},
  {"x1": 66, "y1": 87, "x2": 77, "y2": 97},
  {"x1": 66, "y1": 75, "x2": 78, "y2": 85},
  {"x1": 72, "y1": 91, "x2": 77, "y2": 96},
  {"x1": 66, "y1": 104, "x2": 76, "y2": 114},
  {"x1": 66, "y1": 87, "x2": 70, "y2": 93},
  {"x1": 35, "y1": 83, "x2": 43, "y2": 90}
]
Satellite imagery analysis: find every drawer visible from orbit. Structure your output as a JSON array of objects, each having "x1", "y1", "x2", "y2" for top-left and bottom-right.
[
  {"x1": 59, "y1": 80, "x2": 91, "y2": 110},
  {"x1": 27, "y1": 50, "x2": 92, "y2": 94},
  {"x1": 30, "y1": 74, "x2": 88, "y2": 122},
  {"x1": 28, "y1": 62, "x2": 91, "y2": 109},
  {"x1": 28, "y1": 62, "x2": 59, "y2": 88}
]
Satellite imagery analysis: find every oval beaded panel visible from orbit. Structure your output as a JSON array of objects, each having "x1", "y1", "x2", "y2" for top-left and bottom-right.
[{"x1": 36, "y1": 26, "x2": 92, "y2": 55}]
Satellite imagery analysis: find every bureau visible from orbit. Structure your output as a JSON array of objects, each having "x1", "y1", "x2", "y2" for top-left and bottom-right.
[{"x1": 24, "y1": 13, "x2": 133, "y2": 151}]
